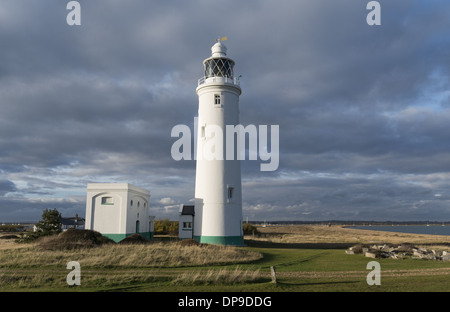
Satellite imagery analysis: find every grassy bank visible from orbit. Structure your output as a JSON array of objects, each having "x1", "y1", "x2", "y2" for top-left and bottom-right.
[{"x1": 0, "y1": 242, "x2": 262, "y2": 269}]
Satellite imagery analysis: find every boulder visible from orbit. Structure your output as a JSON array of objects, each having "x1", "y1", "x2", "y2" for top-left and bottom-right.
[
  {"x1": 364, "y1": 252, "x2": 377, "y2": 259},
  {"x1": 346, "y1": 243, "x2": 450, "y2": 262}
]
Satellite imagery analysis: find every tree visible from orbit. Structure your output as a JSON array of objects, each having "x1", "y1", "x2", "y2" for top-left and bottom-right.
[
  {"x1": 243, "y1": 223, "x2": 259, "y2": 235},
  {"x1": 154, "y1": 218, "x2": 179, "y2": 235},
  {"x1": 35, "y1": 208, "x2": 62, "y2": 236}
]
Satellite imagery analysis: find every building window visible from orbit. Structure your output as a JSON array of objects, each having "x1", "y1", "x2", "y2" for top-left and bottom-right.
[
  {"x1": 101, "y1": 197, "x2": 114, "y2": 205},
  {"x1": 130, "y1": 200, "x2": 133, "y2": 206},
  {"x1": 183, "y1": 222, "x2": 192, "y2": 229},
  {"x1": 214, "y1": 94, "x2": 221, "y2": 105},
  {"x1": 228, "y1": 187, "x2": 234, "y2": 199}
]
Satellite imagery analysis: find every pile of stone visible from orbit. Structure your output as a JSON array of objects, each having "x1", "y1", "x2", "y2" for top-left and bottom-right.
[{"x1": 345, "y1": 243, "x2": 450, "y2": 261}]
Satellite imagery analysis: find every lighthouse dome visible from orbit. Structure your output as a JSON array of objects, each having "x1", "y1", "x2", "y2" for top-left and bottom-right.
[
  {"x1": 197, "y1": 39, "x2": 240, "y2": 89},
  {"x1": 211, "y1": 41, "x2": 227, "y2": 58}
]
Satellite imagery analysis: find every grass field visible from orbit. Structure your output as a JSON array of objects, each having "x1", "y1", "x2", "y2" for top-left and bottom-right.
[{"x1": 1, "y1": 225, "x2": 450, "y2": 292}]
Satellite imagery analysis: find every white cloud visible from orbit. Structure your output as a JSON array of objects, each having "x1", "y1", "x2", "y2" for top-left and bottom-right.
[{"x1": 159, "y1": 197, "x2": 177, "y2": 205}]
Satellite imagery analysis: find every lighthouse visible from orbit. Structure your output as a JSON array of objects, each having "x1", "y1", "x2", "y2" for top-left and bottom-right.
[{"x1": 193, "y1": 38, "x2": 243, "y2": 245}]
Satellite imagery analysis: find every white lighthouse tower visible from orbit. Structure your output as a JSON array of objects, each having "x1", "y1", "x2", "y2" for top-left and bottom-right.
[{"x1": 193, "y1": 38, "x2": 243, "y2": 245}]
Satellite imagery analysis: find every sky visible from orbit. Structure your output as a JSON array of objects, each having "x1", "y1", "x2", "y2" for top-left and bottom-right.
[{"x1": 1, "y1": 0, "x2": 450, "y2": 222}]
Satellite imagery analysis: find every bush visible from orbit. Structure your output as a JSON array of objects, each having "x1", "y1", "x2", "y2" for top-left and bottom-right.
[
  {"x1": 243, "y1": 223, "x2": 259, "y2": 235},
  {"x1": 154, "y1": 218, "x2": 178, "y2": 235},
  {"x1": 36, "y1": 229, "x2": 114, "y2": 250},
  {"x1": 119, "y1": 234, "x2": 149, "y2": 244}
]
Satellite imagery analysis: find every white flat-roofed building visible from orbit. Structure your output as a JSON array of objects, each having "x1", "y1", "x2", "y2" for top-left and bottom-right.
[
  {"x1": 179, "y1": 205, "x2": 195, "y2": 240},
  {"x1": 85, "y1": 183, "x2": 154, "y2": 242}
]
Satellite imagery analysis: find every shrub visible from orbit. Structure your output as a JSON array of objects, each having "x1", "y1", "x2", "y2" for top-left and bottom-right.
[
  {"x1": 243, "y1": 223, "x2": 259, "y2": 235},
  {"x1": 36, "y1": 229, "x2": 113, "y2": 250},
  {"x1": 119, "y1": 234, "x2": 149, "y2": 244},
  {"x1": 154, "y1": 219, "x2": 178, "y2": 235}
]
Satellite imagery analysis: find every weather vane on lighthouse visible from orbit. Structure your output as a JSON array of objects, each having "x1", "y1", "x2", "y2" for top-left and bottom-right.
[{"x1": 216, "y1": 36, "x2": 227, "y2": 42}]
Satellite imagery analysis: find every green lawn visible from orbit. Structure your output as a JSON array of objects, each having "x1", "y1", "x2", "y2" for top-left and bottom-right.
[
  {"x1": 2, "y1": 243, "x2": 450, "y2": 292},
  {"x1": 76, "y1": 247, "x2": 450, "y2": 292}
]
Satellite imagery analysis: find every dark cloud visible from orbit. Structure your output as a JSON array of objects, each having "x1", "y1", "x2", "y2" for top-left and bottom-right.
[
  {"x1": 0, "y1": 180, "x2": 16, "y2": 196},
  {"x1": 1, "y1": 1, "x2": 450, "y2": 222}
]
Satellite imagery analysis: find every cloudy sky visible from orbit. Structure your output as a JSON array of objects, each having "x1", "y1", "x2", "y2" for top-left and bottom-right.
[{"x1": 1, "y1": 0, "x2": 450, "y2": 222}]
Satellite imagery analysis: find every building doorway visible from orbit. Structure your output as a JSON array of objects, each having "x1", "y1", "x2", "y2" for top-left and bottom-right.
[{"x1": 135, "y1": 220, "x2": 140, "y2": 233}]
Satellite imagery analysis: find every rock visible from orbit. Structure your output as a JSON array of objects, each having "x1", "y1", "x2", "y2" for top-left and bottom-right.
[
  {"x1": 364, "y1": 252, "x2": 377, "y2": 259},
  {"x1": 346, "y1": 244, "x2": 450, "y2": 262},
  {"x1": 413, "y1": 250, "x2": 422, "y2": 257},
  {"x1": 397, "y1": 244, "x2": 414, "y2": 252}
]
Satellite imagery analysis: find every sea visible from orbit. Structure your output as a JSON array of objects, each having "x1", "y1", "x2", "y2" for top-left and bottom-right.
[{"x1": 349, "y1": 225, "x2": 450, "y2": 236}]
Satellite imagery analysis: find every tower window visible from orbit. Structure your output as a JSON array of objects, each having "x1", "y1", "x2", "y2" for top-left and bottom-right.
[
  {"x1": 101, "y1": 197, "x2": 114, "y2": 205},
  {"x1": 214, "y1": 94, "x2": 221, "y2": 105},
  {"x1": 228, "y1": 187, "x2": 234, "y2": 199},
  {"x1": 201, "y1": 125, "x2": 206, "y2": 138}
]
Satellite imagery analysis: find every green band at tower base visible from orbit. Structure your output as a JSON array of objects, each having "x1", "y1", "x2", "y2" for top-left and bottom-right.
[{"x1": 194, "y1": 235, "x2": 244, "y2": 246}]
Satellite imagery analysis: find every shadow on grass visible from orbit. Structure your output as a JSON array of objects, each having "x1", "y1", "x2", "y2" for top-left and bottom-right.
[
  {"x1": 245, "y1": 239, "x2": 354, "y2": 250},
  {"x1": 273, "y1": 280, "x2": 360, "y2": 288},
  {"x1": 250, "y1": 249, "x2": 332, "y2": 270}
]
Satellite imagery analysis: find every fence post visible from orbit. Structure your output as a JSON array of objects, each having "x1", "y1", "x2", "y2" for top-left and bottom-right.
[{"x1": 270, "y1": 266, "x2": 277, "y2": 284}]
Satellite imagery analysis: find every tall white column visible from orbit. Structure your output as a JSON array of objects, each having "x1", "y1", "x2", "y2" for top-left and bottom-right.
[{"x1": 193, "y1": 40, "x2": 243, "y2": 245}]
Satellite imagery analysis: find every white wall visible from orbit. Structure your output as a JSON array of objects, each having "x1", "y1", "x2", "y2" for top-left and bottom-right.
[
  {"x1": 179, "y1": 214, "x2": 194, "y2": 240},
  {"x1": 85, "y1": 183, "x2": 151, "y2": 237},
  {"x1": 194, "y1": 82, "x2": 243, "y2": 240}
]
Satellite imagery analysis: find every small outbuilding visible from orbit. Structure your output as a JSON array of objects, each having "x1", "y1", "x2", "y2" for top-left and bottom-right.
[
  {"x1": 85, "y1": 183, "x2": 154, "y2": 242},
  {"x1": 178, "y1": 205, "x2": 194, "y2": 240}
]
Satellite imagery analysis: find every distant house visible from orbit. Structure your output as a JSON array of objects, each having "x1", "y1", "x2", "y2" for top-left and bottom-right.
[
  {"x1": 61, "y1": 214, "x2": 85, "y2": 231},
  {"x1": 33, "y1": 214, "x2": 85, "y2": 232},
  {"x1": 179, "y1": 205, "x2": 194, "y2": 240}
]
